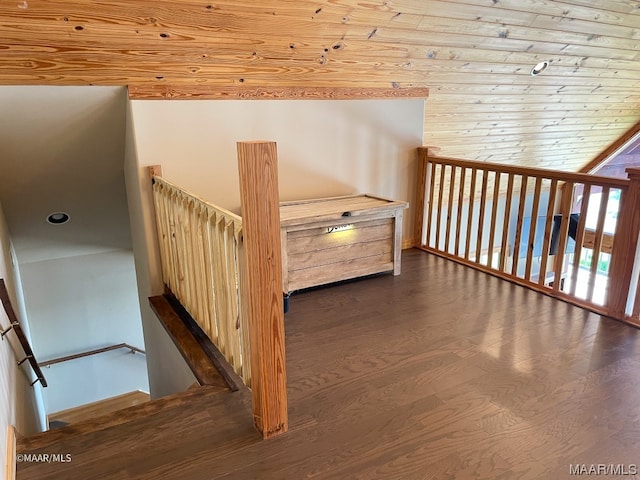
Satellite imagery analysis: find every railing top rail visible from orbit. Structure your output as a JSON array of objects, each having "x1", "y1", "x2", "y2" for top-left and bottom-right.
[
  {"x1": 39, "y1": 343, "x2": 146, "y2": 368},
  {"x1": 152, "y1": 173, "x2": 243, "y2": 226},
  {"x1": 419, "y1": 149, "x2": 630, "y2": 189}
]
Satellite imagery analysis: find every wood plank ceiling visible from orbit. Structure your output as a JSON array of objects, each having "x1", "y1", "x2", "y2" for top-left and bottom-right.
[{"x1": 0, "y1": 0, "x2": 639, "y2": 172}]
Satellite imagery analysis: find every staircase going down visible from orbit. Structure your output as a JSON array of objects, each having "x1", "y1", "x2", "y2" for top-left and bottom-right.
[
  {"x1": 16, "y1": 384, "x2": 255, "y2": 480},
  {"x1": 15, "y1": 294, "x2": 254, "y2": 480}
]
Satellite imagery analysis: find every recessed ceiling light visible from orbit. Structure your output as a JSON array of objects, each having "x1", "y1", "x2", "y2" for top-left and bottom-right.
[
  {"x1": 46, "y1": 212, "x2": 70, "y2": 225},
  {"x1": 530, "y1": 60, "x2": 549, "y2": 76}
]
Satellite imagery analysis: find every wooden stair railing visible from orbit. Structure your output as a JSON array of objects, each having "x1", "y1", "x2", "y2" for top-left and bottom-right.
[
  {"x1": 150, "y1": 168, "x2": 251, "y2": 388},
  {"x1": 39, "y1": 343, "x2": 145, "y2": 368},
  {"x1": 415, "y1": 148, "x2": 640, "y2": 326},
  {"x1": 149, "y1": 141, "x2": 288, "y2": 439},
  {"x1": 0, "y1": 279, "x2": 47, "y2": 387}
]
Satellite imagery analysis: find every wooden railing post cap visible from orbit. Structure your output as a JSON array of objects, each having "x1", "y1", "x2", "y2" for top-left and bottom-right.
[
  {"x1": 625, "y1": 168, "x2": 640, "y2": 181},
  {"x1": 419, "y1": 146, "x2": 441, "y2": 157},
  {"x1": 149, "y1": 165, "x2": 163, "y2": 178}
]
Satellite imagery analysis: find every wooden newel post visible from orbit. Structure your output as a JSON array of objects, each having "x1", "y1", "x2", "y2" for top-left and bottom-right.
[
  {"x1": 237, "y1": 141, "x2": 288, "y2": 439},
  {"x1": 415, "y1": 147, "x2": 440, "y2": 248},
  {"x1": 608, "y1": 168, "x2": 640, "y2": 320},
  {"x1": 414, "y1": 148, "x2": 428, "y2": 248}
]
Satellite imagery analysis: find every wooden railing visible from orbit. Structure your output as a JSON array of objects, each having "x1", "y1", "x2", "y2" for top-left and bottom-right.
[
  {"x1": 415, "y1": 147, "x2": 640, "y2": 325},
  {"x1": 149, "y1": 142, "x2": 288, "y2": 439},
  {"x1": 0, "y1": 279, "x2": 47, "y2": 387},
  {"x1": 150, "y1": 173, "x2": 252, "y2": 387}
]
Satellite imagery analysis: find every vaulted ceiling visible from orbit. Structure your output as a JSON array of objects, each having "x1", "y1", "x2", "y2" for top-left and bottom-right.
[{"x1": 0, "y1": 0, "x2": 639, "y2": 172}]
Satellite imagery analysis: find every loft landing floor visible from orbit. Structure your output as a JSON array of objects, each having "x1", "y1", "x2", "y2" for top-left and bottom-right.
[{"x1": 17, "y1": 249, "x2": 640, "y2": 479}]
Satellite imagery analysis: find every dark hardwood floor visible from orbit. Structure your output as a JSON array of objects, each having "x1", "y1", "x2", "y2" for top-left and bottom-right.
[{"x1": 17, "y1": 250, "x2": 640, "y2": 479}]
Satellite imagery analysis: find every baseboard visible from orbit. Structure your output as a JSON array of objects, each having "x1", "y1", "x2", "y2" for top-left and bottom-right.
[
  {"x1": 5, "y1": 425, "x2": 16, "y2": 480},
  {"x1": 402, "y1": 238, "x2": 416, "y2": 250}
]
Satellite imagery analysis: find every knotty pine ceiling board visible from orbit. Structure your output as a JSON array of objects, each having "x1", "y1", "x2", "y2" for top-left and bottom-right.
[{"x1": 0, "y1": 0, "x2": 639, "y2": 172}]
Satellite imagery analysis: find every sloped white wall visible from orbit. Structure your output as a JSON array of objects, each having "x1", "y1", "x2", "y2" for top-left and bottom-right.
[
  {"x1": 0, "y1": 203, "x2": 44, "y2": 473},
  {"x1": 124, "y1": 101, "x2": 196, "y2": 400},
  {"x1": 20, "y1": 250, "x2": 149, "y2": 413}
]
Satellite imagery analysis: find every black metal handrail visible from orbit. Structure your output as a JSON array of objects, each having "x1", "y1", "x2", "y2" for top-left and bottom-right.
[
  {"x1": 0, "y1": 279, "x2": 47, "y2": 387},
  {"x1": 39, "y1": 343, "x2": 145, "y2": 367}
]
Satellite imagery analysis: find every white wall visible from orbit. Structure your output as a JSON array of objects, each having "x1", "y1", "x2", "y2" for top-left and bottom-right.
[
  {"x1": 130, "y1": 99, "x2": 425, "y2": 244},
  {"x1": 124, "y1": 100, "x2": 197, "y2": 399},
  {"x1": 0, "y1": 203, "x2": 44, "y2": 474},
  {"x1": 19, "y1": 250, "x2": 149, "y2": 413}
]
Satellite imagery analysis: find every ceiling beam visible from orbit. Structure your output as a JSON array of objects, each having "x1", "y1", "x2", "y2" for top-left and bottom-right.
[{"x1": 128, "y1": 85, "x2": 430, "y2": 100}]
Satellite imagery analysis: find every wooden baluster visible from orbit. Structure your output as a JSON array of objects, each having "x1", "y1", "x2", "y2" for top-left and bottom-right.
[
  {"x1": 174, "y1": 192, "x2": 187, "y2": 301},
  {"x1": 487, "y1": 171, "x2": 501, "y2": 270},
  {"x1": 166, "y1": 188, "x2": 178, "y2": 293},
  {"x1": 524, "y1": 177, "x2": 542, "y2": 281},
  {"x1": 183, "y1": 197, "x2": 197, "y2": 316},
  {"x1": 435, "y1": 164, "x2": 447, "y2": 250},
  {"x1": 465, "y1": 168, "x2": 477, "y2": 261},
  {"x1": 426, "y1": 160, "x2": 437, "y2": 248},
  {"x1": 538, "y1": 179, "x2": 558, "y2": 287},
  {"x1": 454, "y1": 167, "x2": 466, "y2": 257},
  {"x1": 149, "y1": 168, "x2": 167, "y2": 282},
  {"x1": 587, "y1": 187, "x2": 609, "y2": 302},
  {"x1": 161, "y1": 187, "x2": 174, "y2": 288},
  {"x1": 511, "y1": 175, "x2": 529, "y2": 277},
  {"x1": 212, "y1": 215, "x2": 229, "y2": 356},
  {"x1": 166, "y1": 186, "x2": 178, "y2": 292},
  {"x1": 191, "y1": 202, "x2": 205, "y2": 324},
  {"x1": 499, "y1": 173, "x2": 515, "y2": 272},
  {"x1": 229, "y1": 222, "x2": 244, "y2": 375},
  {"x1": 237, "y1": 237, "x2": 252, "y2": 386},
  {"x1": 197, "y1": 205, "x2": 210, "y2": 327},
  {"x1": 552, "y1": 182, "x2": 574, "y2": 292},
  {"x1": 568, "y1": 184, "x2": 591, "y2": 296},
  {"x1": 631, "y1": 251, "x2": 640, "y2": 320},
  {"x1": 237, "y1": 141, "x2": 288, "y2": 439},
  {"x1": 224, "y1": 220, "x2": 242, "y2": 373},
  {"x1": 476, "y1": 170, "x2": 489, "y2": 264},
  {"x1": 445, "y1": 165, "x2": 457, "y2": 254},
  {"x1": 201, "y1": 207, "x2": 217, "y2": 343}
]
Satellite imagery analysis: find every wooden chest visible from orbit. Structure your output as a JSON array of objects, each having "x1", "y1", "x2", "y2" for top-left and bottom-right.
[{"x1": 280, "y1": 194, "x2": 408, "y2": 293}]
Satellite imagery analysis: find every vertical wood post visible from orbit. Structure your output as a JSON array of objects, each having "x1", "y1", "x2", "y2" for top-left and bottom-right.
[
  {"x1": 237, "y1": 141, "x2": 288, "y2": 439},
  {"x1": 5, "y1": 425, "x2": 16, "y2": 480},
  {"x1": 414, "y1": 148, "x2": 428, "y2": 247},
  {"x1": 608, "y1": 168, "x2": 640, "y2": 319}
]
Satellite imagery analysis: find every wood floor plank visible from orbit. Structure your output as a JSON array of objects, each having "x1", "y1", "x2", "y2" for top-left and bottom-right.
[{"x1": 16, "y1": 249, "x2": 640, "y2": 480}]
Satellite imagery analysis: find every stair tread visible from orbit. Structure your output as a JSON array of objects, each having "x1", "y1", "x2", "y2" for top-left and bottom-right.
[
  {"x1": 48, "y1": 390, "x2": 151, "y2": 426},
  {"x1": 16, "y1": 386, "x2": 254, "y2": 480},
  {"x1": 18, "y1": 385, "x2": 229, "y2": 451}
]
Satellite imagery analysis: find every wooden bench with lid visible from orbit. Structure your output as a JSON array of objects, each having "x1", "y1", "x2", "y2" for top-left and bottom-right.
[{"x1": 279, "y1": 194, "x2": 408, "y2": 294}]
